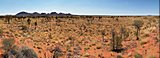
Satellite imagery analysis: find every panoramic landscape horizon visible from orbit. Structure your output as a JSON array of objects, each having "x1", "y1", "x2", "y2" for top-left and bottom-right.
[
  {"x1": 0, "y1": 0, "x2": 159, "y2": 58},
  {"x1": 0, "y1": 0, "x2": 159, "y2": 15}
]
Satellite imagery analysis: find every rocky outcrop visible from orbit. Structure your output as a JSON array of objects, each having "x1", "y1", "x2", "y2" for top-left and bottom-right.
[{"x1": 16, "y1": 11, "x2": 72, "y2": 17}]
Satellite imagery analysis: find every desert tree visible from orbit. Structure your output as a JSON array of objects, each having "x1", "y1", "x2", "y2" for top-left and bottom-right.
[
  {"x1": 27, "y1": 18, "x2": 31, "y2": 25},
  {"x1": 120, "y1": 26, "x2": 129, "y2": 40},
  {"x1": 99, "y1": 16, "x2": 102, "y2": 19},
  {"x1": 133, "y1": 20, "x2": 143, "y2": 40},
  {"x1": 0, "y1": 28, "x2": 3, "y2": 37},
  {"x1": 55, "y1": 16, "x2": 58, "y2": 19},
  {"x1": 34, "y1": 22, "x2": 37, "y2": 26},
  {"x1": 101, "y1": 30, "x2": 107, "y2": 42},
  {"x1": 5, "y1": 16, "x2": 12, "y2": 24},
  {"x1": 111, "y1": 28, "x2": 116, "y2": 51},
  {"x1": 110, "y1": 27, "x2": 129, "y2": 53},
  {"x1": 34, "y1": 21, "x2": 38, "y2": 29}
]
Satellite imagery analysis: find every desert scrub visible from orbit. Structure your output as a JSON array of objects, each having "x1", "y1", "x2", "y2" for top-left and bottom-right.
[
  {"x1": 117, "y1": 55, "x2": 123, "y2": 58},
  {"x1": 20, "y1": 25, "x2": 28, "y2": 31},
  {"x1": 147, "y1": 55, "x2": 156, "y2": 58},
  {"x1": 1, "y1": 38, "x2": 18, "y2": 58},
  {"x1": 84, "y1": 47, "x2": 90, "y2": 51},
  {"x1": 83, "y1": 52, "x2": 90, "y2": 57},
  {"x1": 2, "y1": 38, "x2": 38, "y2": 58},
  {"x1": 2, "y1": 38, "x2": 15, "y2": 52},
  {"x1": 53, "y1": 46, "x2": 63, "y2": 58},
  {"x1": 134, "y1": 52, "x2": 143, "y2": 58},
  {"x1": 96, "y1": 46, "x2": 102, "y2": 49},
  {"x1": 27, "y1": 18, "x2": 31, "y2": 25},
  {"x1": 18, "y1": 46, "x2": 38, "y2": 58}
]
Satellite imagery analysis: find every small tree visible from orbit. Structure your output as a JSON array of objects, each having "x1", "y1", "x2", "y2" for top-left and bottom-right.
[
  {"x1": 133, "y1": 20, "x2": 143, "y2": 40},
  {"x1": 111, "y1": 28, "x2": 116, "y2": 51},
  {"x1": 110, "y1": 27, "x2": 129, "y2": 53},
  {"x1": 27, "y1": 18, "x2": 31, "y2": 25},
  {"x1": 34, "y1": 22, "x2": 37, "y2": 29},
  {"x1": 0, "y1": 28, "x2": 3, "y2": 37},
  {"x1": 34, "y1": 22, "x2": 37, "y2": 26}
]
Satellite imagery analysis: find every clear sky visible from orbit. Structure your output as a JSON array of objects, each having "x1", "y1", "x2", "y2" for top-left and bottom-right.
[{"x1": 0, "y1": 0, "x2": 159, "y2": 15}]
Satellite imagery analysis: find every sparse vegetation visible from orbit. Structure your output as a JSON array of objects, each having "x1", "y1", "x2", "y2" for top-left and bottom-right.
[
  {"x1": 20, "y1": 25, "x2": 28, "y2": 31},
  {"x1": 19, "y1": 46, "x2": 38, "y2": 58},
  {"x1": 110, "y1": 26, "x2": 129, "y2": 52},
  {"x1": 27, "y1": 18, "x2": 31, "y2": 25},
  {"x1": 134, "y1": 52, "x2": 143, "y2": 58},
  {"x1": 1, "y1": 38, "x2": 38, "y2": 58},
  {"x1": 2, "y1": 38, "x2": 15, "y2": 52},
  {"x1": 0, "y1": 16, "x2": 158, "y2": 58},
  {"x1": 117, "y1": 55, "x2": 123, "y2": 58},
  {"x1": 53, "y1": 46, "x2": 63, "y2": 58}
]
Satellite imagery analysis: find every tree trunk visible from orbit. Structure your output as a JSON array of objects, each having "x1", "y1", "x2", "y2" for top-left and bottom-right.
[{"x1": 136, "y1": 29, "x2": 139, "y2": 40}]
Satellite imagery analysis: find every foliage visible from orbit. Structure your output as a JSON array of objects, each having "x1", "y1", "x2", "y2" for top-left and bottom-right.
[
  {"x1": 34, "y1": 22, "x2": 37, "y2": 26},
  {"x1": 133, "y1": 20, "x2": 143, "y2": 40},
  {"x1": 134, "y1": 52, "x2": 143, "y2": 58},
  {"x1": 53, "y1": 46, "x2": 63, "y2": 58},
  {"x1": 2, "y1": 38, "x2": 15, "y2": 52},
  {"x1": 1, "y1": 38, "x2": 37, "y2": 58},
  {"x1": 20, "y1": 25, "x2": 28, "y2": 31},
  {"x1": 110, "y1": 27, "x2": 129, "y2": 53},
  {"x1": 27, "y1": 18, "x2": 31, "y2": 25},
  {"x1": 19, "y1": 46, "x2": 38, "y2": 58},
  {"x1": 133, "y1": 20, "x2": 143, "y2": 30}
]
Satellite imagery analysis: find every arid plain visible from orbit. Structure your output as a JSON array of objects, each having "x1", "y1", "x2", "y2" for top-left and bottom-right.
[{"x1": 0, "y1": 16, "x2": 159, "y2": 58}]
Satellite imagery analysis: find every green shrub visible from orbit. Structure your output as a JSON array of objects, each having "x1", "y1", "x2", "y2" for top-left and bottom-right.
[
  {"x1": 1, "y1": 38, "x2": 37, "y2": 58},
  {"x1": 2, "y1": 38, "x2": 15, "y2": 52},
  {"x1": 53, "y1": 46, "x2": 63, "y2": 58},
  {"x1": 2, "y1": 39, "x2": 19, "y2": 58},
  {"x1": 134, "y1": 52, "x2": 143, "y2": 58},
  {"x1": 20, "y1": 25, "x2": 28, "y2": 31},
  {"x1": 20, "y1": 46, "x2": 38, "y2": 58}
]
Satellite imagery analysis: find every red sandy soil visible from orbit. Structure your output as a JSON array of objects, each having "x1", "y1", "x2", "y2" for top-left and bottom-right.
[{"x1": 0, "y1": 16, "x2": 159, "y2": 58}]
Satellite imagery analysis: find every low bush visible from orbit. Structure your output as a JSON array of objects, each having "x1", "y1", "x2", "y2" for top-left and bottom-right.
[{"x1": 134, "y1": 52, "x2": 143, "y2": 58}]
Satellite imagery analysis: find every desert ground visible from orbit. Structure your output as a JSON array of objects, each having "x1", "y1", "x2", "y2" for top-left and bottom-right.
[{"x1": 0, "y1": 16, "x2": 159, "y2": 58}]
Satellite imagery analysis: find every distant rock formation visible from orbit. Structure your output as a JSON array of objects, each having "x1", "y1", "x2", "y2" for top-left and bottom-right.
[{"x1": 16, "y1": 11, "x2": 72, "y2": 16}]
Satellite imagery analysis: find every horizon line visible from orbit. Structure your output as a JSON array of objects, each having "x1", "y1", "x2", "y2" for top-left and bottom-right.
[{"x1": 0, "y1": 11, "x2": 159, "y2": 16}]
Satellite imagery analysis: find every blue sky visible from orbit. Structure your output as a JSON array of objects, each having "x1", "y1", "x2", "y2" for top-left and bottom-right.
[{"x1": 0, "y1": 0, "x2": 159, "y2": 15}]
